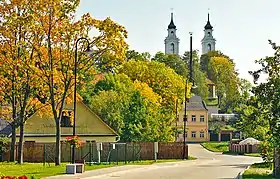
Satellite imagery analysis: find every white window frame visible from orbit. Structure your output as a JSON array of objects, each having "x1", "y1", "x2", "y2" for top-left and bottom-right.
[
  {"x1": 200, "y1": 131, "x2": 205, "y2": 138},
  {"x1": 200, "y1": 115, "x2": 205, "y2": 122},
  {"x1": 191, "y1": 115, "x2": 196, "y2": 122},
  {"x1": 191, "y1": 131, "x2": 196, "y2": 138}
]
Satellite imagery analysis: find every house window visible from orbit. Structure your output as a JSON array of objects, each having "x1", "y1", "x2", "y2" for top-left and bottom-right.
[
  {"x1": 191, "y1": 115, "x2": 196, "y2": 122},
  {"x1": 61, "y1": 111, "x2": 72, "y2": 127},
  {"x1": 200, "y1": 131, "x2": 205, "y2": 138},
  {"x1": 200, "y1": 115, "x2": 205, "y2": 122},
  {"x1": 191, "y1": 131, "x2": 196, "y2": 138}
]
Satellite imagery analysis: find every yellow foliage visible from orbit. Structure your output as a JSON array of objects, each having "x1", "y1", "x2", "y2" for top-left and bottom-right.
[{"x1": 133, "y1": 80, "x2": 162, "y2": 105}]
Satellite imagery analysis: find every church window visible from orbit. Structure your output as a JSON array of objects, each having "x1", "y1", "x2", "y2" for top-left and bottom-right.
[
  {"x1": 208, "y1": 32, "x2": 211, "y2": 36},
  {"x1": 171, "y1": 31, "x2": 174, "y2": 35},
  {"x1": 207, "y1": 44, "x2": 211, "y2": 51},
  {"x1": 171, "y1": 43, "x2": 175, "y2": 54}
]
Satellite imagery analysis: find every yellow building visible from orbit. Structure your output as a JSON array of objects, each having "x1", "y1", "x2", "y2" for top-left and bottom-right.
[
  {"x1": 16, "y1": 101, "x2": 119, "y2": 143},
  {"x1": 176, "y1": 95, "x2": 209, "y2": 142}
]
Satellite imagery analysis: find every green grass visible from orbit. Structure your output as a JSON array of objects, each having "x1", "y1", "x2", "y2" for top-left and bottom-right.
[
  {"x1": 201, "y1": 142, "x2": 229, "y2": 152},
  {"x1": 243, "y1": 162, "x2": 274, "y2": 179},
  {"x1": 0, "y1": 158, "x2": 195, "y2": 178},
  {"x1": 222, "y1": 151, "x2": 261, "y2": 157},
  {"x1": 0, "y1": 162, "x2": 113, "y2": 179}
]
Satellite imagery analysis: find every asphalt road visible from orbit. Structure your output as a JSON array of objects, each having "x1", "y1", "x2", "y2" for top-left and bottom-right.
[{"x1": 48, "y1": 144, "x2": 262, "y2": 179}]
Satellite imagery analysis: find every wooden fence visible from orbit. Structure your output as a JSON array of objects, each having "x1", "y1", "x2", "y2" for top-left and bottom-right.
[{"x1": 1, "y1": 142, "x2": 188, "y2": 163}]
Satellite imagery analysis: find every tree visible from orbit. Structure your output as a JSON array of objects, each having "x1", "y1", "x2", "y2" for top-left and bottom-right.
[
  {"x1": 182, "y1": 50, "x2": 209, "y2": 100},
  {"x1": 208, "y1": 57, "x2": 240, "y2": 112},
  {"x1": 0, "y1": 0, "x2": 49, "y2": 163},
  {"x1": 29, "y1": 0, "x2": 128, "y2": 165},
  {"x1": 126, "y1": 50, "x2": 151, "y2": 62},
  {"x1": 152, "y1": 52, "x2": 187, "y2": 77},
  {"x1": 118, "y1": 60, "x2": 188, "y2": 110},
  {"x1": 200, "y1": 50, "x2": 231, "y2": 80},
  {"x1": 88, "y1": 73, "x2": 174, "y2": 142}
]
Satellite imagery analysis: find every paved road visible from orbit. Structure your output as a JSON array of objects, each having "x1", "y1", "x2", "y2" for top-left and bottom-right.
[{"x1": 48, "y1": 144, "x2": 262, "y2": 179}]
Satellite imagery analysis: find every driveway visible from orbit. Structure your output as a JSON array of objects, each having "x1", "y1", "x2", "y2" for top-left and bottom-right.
[{"x1": 47, "y1": 144, "x2": 262, "y2": 179}]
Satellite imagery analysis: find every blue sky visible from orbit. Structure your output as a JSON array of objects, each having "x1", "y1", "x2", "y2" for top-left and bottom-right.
[{"x1": 77, "y1": 0, "x2": 280, "y2": 82}]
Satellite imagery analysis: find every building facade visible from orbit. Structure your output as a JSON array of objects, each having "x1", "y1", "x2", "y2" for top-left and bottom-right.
[{"x1": 176, "y1": 96, "x2": 209, "y2": 142}]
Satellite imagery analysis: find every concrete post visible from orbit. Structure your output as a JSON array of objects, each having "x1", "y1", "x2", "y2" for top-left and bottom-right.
[
  {"x1": 218, "y1": 133, "x2": 221, "y2": 142},
  {"x1": 230, "y1": 132, "x2": 233, "y2": 141},
  {"x1": 154, "y1": 142, "x2": 158, "y2": 161}
]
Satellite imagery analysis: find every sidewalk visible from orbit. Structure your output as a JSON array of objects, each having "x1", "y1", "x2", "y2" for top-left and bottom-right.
[{"x1": 45, "y1": 165, "x2": 152, "y2": 179}]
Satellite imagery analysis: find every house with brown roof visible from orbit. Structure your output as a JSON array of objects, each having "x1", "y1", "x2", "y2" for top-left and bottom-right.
[
  {"x1": 176, "y1": 95, "x2": 209, "y2": 142},
  {"x1": 15, "y1": 101, "x2": 118, "y2": 143}
]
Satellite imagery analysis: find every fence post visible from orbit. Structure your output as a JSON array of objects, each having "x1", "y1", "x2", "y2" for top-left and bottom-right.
[
  {"x1": 43, "y1": 144, "x2": 46, "y2": 167},
  {"x1": 154, "y1": 142, "x2": 158, "y2": 162},
  {"x1": 116, "y1": 144, "x2": 119, "y2": 165},
  {"x1": 132, "y1": 143, "x2": 134, "y2": 163},
  {"x1": 89, "y1": 142, "x2": 92, "y2": 166},
  {"x1": 125, "y1": 143, "x2": 127, "y2": 164},
  {"x1": 97, "y1": 142, "x2": 102, "y2": 164}
]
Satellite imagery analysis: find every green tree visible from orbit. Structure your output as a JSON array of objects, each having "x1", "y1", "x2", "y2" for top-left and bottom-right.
[
  {"x1": 88, "y1": 73, "x2": 174, "y2": 142},
  {"x1": 126, "y1": 50, "x2": 151, "y2": 62},
  {"x1": 182, "y1": 50, "x2": 209, "y2": 100},
  {"x1": 208, "y1": 57, "x2": 240, "y2": 112},
  {"x1": 152, "y1": 52, "x2": 187, "y2": 77}
]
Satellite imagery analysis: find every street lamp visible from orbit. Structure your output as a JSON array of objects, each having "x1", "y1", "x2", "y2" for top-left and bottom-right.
[
  {"x1": 183, "y1": 32, "x2": 194, "y2": 160},
  {"x1": 72, "y1": 37, "x2": 91, "y2": 164}
]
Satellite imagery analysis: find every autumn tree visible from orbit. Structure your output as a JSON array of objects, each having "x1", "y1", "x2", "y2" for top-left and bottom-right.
[
  {"x1": 0, "y1": 0, "x2": 49, "y2": 163},
  {"x1": 200, "y1": 50, "x2": 231, "y2": 80},
  {"x1": 118, "y1": 60, "x2": 188, "y2": 110},
  {"x1": 28, "y1": 0, "x2": 128, "y2": 165}
]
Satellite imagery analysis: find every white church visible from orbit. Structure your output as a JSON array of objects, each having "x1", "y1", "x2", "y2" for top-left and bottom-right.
[{"x1": 164, "y1": 12, "x2": 216, "y2": 55}]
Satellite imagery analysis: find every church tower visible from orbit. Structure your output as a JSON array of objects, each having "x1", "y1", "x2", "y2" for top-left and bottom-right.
[
  {"x1": 165, "y1": 13, "x2": 179, "y2": 55},
  {"x1": 201, "y1": 13, "x2": 216, "y2": 54}
]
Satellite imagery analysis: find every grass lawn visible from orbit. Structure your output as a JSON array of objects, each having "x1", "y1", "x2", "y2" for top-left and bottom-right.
[
  {"x1": 243, "y1": 162, "x2": 274, "y2": 179},
  {"x1": 0, "y1": 158, "x2": 195, "y2": 178},
  {"x1": 222, "y1": 151, "x2": 261, "y2": 157},
  {"x1": 201, "y1": 142, "x2": 229, "y2": 152}
]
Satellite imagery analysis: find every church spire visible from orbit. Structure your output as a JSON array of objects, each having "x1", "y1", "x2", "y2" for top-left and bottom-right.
[
  {"x1": 168, "y1": 12, "x2": 176, "y2": 29},
  {"x1": 204, "y1": 12, "x2": 213, "y2": 30}
]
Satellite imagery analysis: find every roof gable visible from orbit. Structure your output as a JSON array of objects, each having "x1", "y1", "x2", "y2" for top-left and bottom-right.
[{"x1": 19, "y1": 101, "x2": 118, "y2": 136}]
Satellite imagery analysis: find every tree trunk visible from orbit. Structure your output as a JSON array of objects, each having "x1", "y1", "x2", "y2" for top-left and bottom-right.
[
  {"x1": 17, "y1": 122, "x2": 24, "y2": 164},
  {"x1": 10, "y1": 123, "x2": 16, "y2": 162},
  {"x1": 55, "y1": 119, "x2": 61, "y2": 166}
]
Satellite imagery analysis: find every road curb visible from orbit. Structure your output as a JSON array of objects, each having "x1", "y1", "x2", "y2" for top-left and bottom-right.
[{"x1": 236, "y1": 166, "x2": 250, "y2": 179}]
